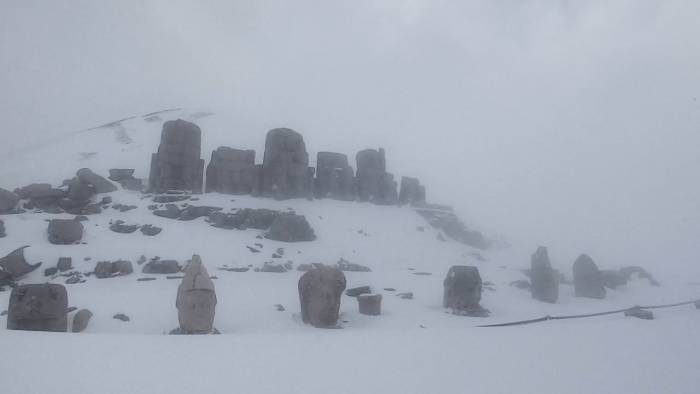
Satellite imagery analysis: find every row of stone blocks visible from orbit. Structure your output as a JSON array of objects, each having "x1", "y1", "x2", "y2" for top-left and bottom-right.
[{"x1": 148, "y1": 120, "x2": 426, "y2": 205}]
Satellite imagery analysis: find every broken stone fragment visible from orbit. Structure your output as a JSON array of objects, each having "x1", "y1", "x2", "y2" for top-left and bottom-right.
[
  {"x1": 0, "y1": 246, "x2": 42, "y2": 279},
  {"x1": 77, "y1": 168, "x2": 118, "y2": 193},
  {"x1": 0, "y1": 187, "x2": 20, "y2": 212}
]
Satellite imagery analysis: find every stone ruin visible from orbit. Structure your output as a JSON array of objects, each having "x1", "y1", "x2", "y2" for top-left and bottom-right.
[
  {"x1": 173, "y1": 255, "x2": 217, "y2": 334},
  {"x1": 355, "y1": 148, "x2": 398, "y2": 205},
  {"x1": 298, "y1": 266, "x2": 346, "y2": 328},
  {"x1": 315, "y1": 152, "x2": 355, "y2": 200},
  {"x1": 398, "y1": 176, "x2": 426, "y2": 206},
  {"x1": 443, "y1": 265, "x2": 489, "y2": 317},
  {"x1": 205, "y1": 147, "x2": 257, "y2": 195},
  {"x1": 149, "y1": 119, "x2": 204, "y2": 193},
  {"x1": 573, "y1": 254, "x2": 606, "y2": 299},
  {"x1": 260, "y1": 128, "x2": 312, "y2": 199},
  {"x1": 47, "y1": 219, "x2": 84, "y2": 245},
  {"x1": 7, "y1": 284, "x2": 68, "y2": 332},
  {"x1": 0, "y1": 246, "x2": 42, "y2": 281},
  {"x1": 529, "y1": 246, "x2": 559, "y2": 303},
  {"x1": 358, "y1": 294, "x2": 382, "y2": 316}
]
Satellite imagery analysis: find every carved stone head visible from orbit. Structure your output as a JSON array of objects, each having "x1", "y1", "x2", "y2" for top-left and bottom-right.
[
  {"x1": 298, "y1": 266, "x2": 346, "y2": 328},
  {"x1": 176, "y1": 255, "x2": 217, "y2": 334}
]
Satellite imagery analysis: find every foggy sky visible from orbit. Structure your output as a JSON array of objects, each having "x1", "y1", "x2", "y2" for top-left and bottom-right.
[{"x1": 1, "y1": 1, "x2": 699, "y2": 275}]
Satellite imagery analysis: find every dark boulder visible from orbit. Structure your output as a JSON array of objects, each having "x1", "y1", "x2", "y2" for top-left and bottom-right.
[
  {"x1": 7, "y1": 284, "x2": 68, "y2": 332},
  {"x1": 315, "y1": 152, "x2": 355, "y2": 200},
  {"x1": 298, "y1": 266, "x2": 346, "y2": 328},
  {"x1": 529, "y1": 246, "x2": 559, "y2": 303},
  {"x1": 153, "y1": 204, "x2": 182, "y2": 219},
  {"x1": 140, "y1": 225, "x2": 162, "y2": 236},
  {"x1": 108, "y1": 169, "x2": 135, "y2": 182},
  {"x1": 48, "y1": 219, "x2": 83, "y2": 245},
  {"x1": 113, "y1": 313, "x2": 130, "y2": 322},
  {"x1": 260, "y1": 128, "x2": 311, "y2": 199},
  {"x1": 71, "y1": 309, "x2": 93, "y2": 333},
  {"x1": 345, "y1": 286, "x2": 372, "y2": 297},
  {"x1": 357, "y1": 294, "x2": 382, "y2": 316},
  {"x1": 265, "y1": 213, "x2": 316, "y2": 242},
  {"x1": 355, "y1": 148, "x2": 398, "y2": 205},
  {"x1": 65, "y1": 178, "x2": 96, "y2": 202},
  {"x1": 14, "y1": 183, "x2": 53, "y2": 199},
  {"x1": 57, "y1": 257, "x2": 72, "y2": 272},
  {"x1": 0, "y1": 187, "x2": 20, "y2": 212},
  {"x1": 109, "y1": 221, "x2": 140, "y2": 234},
  {"x1": 398, "y1": 176, "x2": 426, "y2": 206},
  {"x1": 76, "y1": 168, "x2": 117, "y2": 193},
  {"x1": 335, "y1": 258, "x2": 371, "y2": 272},
  {"x1": 0, "y1": 246, "x2": 42, "y2": 279},
  {"x1": 573, "y1": 254, "x2": 606, "y2": 299},
  {"x1": 94, "y1": 260, "x2": 133, "y2": 278},
  {"x1": 257, "y1": 262, "x2": 287, "y2": 273},
  {"x1": 143, "y1": 259, "x2": 181, "y2": 274},
  {"x1": 205, "y1": 147, "x2": 257, "y2": 195},
  {"x1": 149, "y1": 119, "x2": 205, "y2": 193},
  {"x1": 624, "y1": 307, "x2": 654, "y2": 320},
  {"x1": 443, "y1": 265, "x2": 489, "y2": 316}
]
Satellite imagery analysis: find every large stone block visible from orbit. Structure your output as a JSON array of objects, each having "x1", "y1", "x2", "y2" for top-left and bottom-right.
[
  {"x1": 260, "y1": 128, "x2": 311, "y2": 199},
  {"x1": 47, "y1": 219, "x2": 83, "y2": 245},
  {"x1": 443, "y1": 265, "x2": 488, "y2": 316},
  {"x1": 356, "y1": 148, "x2": 397, "y2": 205},
  {"x1": 573, "y1": 254, "x2": 606, "y2": 299},
  {"x1": 149, "y1": 119, "x2": 204, "y2": 193},
  {"x1": 529, "y1": 246, "x2": 559, "y2": 303},
  {"x1": 298, "y1": 266, "x2": 346, "y2": 328},
  {"x1": 205, "y1": 147, "x2": 256, "y2": 194},
  {"x1": 315, "y1": 152, "x2": 355, "y2": 200},
  {"x1": 398, "y1": 176, "x2": 426, "y2": 206},
  {"x1": 7, "y1": 284, "x2": 68, "y2": 332}
]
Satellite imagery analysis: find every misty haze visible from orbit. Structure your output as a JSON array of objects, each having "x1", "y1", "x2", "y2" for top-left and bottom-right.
[{"x1": 0, "y1": 1, "x2": 698, "y2": 394}]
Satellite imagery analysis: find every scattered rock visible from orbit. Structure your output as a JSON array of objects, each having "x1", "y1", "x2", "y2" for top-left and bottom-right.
[
  {"x1": 113, "y1": 313, "x2": 130, "y2": 322},
  {"x1": 346, "y1": 286, "x2": 372, "y2": 297},
  {"x1": 265, "y1": 213, "x2": 316, "y2": 242},
  {"x1": 601, "y1": 270, "x2": 628, "y2": 289},
  {"x1": 256, "y1": 262, "x2": 287, "y2": 273},
  {"x1": 443, "y1": 265, "x2": 490, "y2": 317},
  {"x1": 72, "y1": 309, "x2": 93, "y2": 333},
  {"x1": 111, "y1": 204, "x2": 138, "y2": 212},
  {"x1": 137, "y1": 277, "x2": 157, "y2": 282},
  {"x1": 44, "y1": 267, "x2": 58, "y2": 277},
  {"x1": 143, "y1": 259, "x2": 181, "y2": 274},
  {"x1": 247, "y1": 246, "x2": 260, "y2": 253},
  {"x1": 218, "y1": 267, "x2": 250, "y2": 273},
  {"x1": 383, "y1": 288, "x2": 396, "y2": 292},
  {"x1": 148, "y1": 119, "x2": 204, "y2": 193},
  {"x1": 0, "y1": 246, "x2": 42, "y2": 279},
  {"x1": 530, "y1": 246, "x2": 559, "y2": 303},
  {"x1": 298, "y1": 266, "x2": 346, "y2": 328},
  {"x1": 413, "y1": 272, "x2": 432, "y2": 276},
  {"x1": 274, "y1": 304, "x2": 286, "y2": 312},
  {"x1": 0, "y1": 187, "x2": 20, "y2": 212},
  {"x1": 179, "y1": 205, "x2": 221, "y2": 221},
  {"x1": 415, "y1": 205, "x2": 489, "y2": 249},
  {"x1": 94, "y1": 260, "x2": 133, "y2": 278},
  {"x1": 65, "y1": 276, "x2": 82, "y2": 285},
  {"x1": 397, "y1": 292, "x2": 414, "y2": 300},
  {"x1": 573, "y1": 254, "x2": 606, "y2": 299},
  {"x1": 7, "y1": 284, "x2": 68, "y2": 332},
  {"x1": 175, "y1": 255, "x2": 217, "y2": 334},
  {"x1": 109, "y1": 220, "x2": 140, "y2": 234},
  {"x1": 624, "y1": 307, "x2": 654, "y2": 320},
  {"x1": 140, "y1": 224, "x2": 162, "y2": 236},
  {"x1": 336, "y1": 258, "x2": 371, "y2": 272},
  {"x1": 358, "y1": 294, "x2": 382, "y2": 316},
  {"x1": 137, "y1": 255, "x2": 147, "y2": 265},
  {"x1": 48, "y1": 219, "x2": 84, "y2": 244},
  {"x1": 77, "y1": 168, "x2": 118, "y2": 193},
  {"x1": 152, "y1": 195, "x2": 191, "y2": 203},
  {"x1": 108, "y1": 169, "x2": 135, "y2": 182},
  {"x1": 153, "y1": 204, "x2": 182, "y2": 219},
  {"x1": 509, "y1": 280, "x2": 531, "y2": 290}
]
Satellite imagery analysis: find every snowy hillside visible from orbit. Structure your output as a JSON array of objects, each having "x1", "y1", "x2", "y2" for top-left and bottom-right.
[{"x1": 0, "y1": 110, "x2": 699, "y2": 394}]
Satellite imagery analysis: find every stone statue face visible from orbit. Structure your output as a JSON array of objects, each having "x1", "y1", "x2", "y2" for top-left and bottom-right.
[
  {"x1": 299, "y1": 267, "x2": 346, "y2": 328},
  {"x1": 177, "y1": 289, "x2": 216, "y2": 333}
]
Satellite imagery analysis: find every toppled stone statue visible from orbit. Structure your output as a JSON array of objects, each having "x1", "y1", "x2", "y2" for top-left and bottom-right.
[
  {"x1": 94, "y1": 260, "x2": 133, "y2": 278},
  {"x1": 143, "y1": 259, "x2": 181, "y2": 274},
  {"x1": 315, "y1": 152, "x2": 355, "y2": 200},
  {"x1": 260, "y1": 128, "x2": 311, "y2": 199},
  {"x1": 298, "y1": 266, "x2": 346, "y2": 328},
  {"x1": 529, "y1": 246, "x2": 559, "y2": 303},
  {"x1": 172, "y1": 255, "x2": 217, "y2": 334},
  {"x1": 355, "y1": 148, "x2": 398, "y2": 205},
  {"x1": 443, "y1": 265, "x2": 489, "y2": 317},
  {"x1": 7, "y1": 284, "x2": 68, "y2": 332},
  {"x1": 205, "y1": 147, "x2": 257, "y2": 195},
  {"x1": 573, "y1": 254, "x2": 606, "y2": 299},
  {"x1": 398, "y1": 176, "x2": 426, "y2": 206},
  {"x1": 48, "y1": 219, "x2": 84, "y2": 245},
  {"x1": 149, "y1": 119, "x2": 205, "y2": 193},
  {"x1": 0, "y1": 246, "x2": 42, "y2": 279},
  {"x1": 0, "y1": 187, "x2": 20, "y2": 212},
  {"x1": 265, "y1": 213, "x2": 316, "y2": 242},
  {"x1": 72, "y1": 309, "x2": 93, "y2": 333}
]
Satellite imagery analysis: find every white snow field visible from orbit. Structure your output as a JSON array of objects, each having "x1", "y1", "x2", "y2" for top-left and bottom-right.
[{"x1": 1, "y1": 109, "x2": 699, "y2": 394}]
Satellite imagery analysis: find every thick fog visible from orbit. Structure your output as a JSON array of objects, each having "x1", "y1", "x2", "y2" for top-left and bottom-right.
[{"x1": 1, "y1": 1, "x2": 699, "y2": 276}]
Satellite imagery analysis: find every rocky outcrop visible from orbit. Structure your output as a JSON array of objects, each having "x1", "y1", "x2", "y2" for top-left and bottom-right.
[
  {"x1": 298, "y1": 266, "x2": 346, "y2": 328},
  {"x1": 260, "y1": 128, "x2": 312, "y2": 199},
  {"x1": 315, "y1": 152, "x2": 355, "y2": 200},
  {"x1": 174, "y1": 255, "x2": 217, "y2": 334},
  {"x1": 573, "y1": 254, "x2": 606, "y2": 299},
  {"x1": 149, "y1": 119, "x2": 204, "y2": 193},
  {"x1": 48, "y1": 219, "x2": 84, "y2": 245},
  {"x1": 443, "y1": 265, "x2": 489, "y2": 316},
  {"x1": 265, "y1": 213, "x2": 316, "y2": 242},
  {"x1": 7, "y1": 284, "x2": 68, "y2": 332},
  {"x1": 205, "y1": 147, "x2": 257, "y2": 195},
  {"x1": 529, "y1": 246, "x2": 559, "y2": 303},
  {"x1": 355, "y1": 148, "x2": 397, "y2": 205},
  {"x1": 398, "y1": 177, "x2": 426, "y2": 206}
]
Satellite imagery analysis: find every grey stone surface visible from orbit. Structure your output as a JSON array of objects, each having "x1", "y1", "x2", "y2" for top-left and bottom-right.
[
  {"x1": 345, "y1": 286, "x2": 372, "y2": 297},
  {"x1": 358, "y1": 294, "x2": 382, "y2": 316},
  {"x1": 153, "y1": 204, "x2": 182, "y2": 219},
  {"x1": 0, "y1": 246, "x2": 42, "y2": 279},
  {"x1": 573, "y1": 254, "x2": 606, "y2": 299},
  {"x1": 209, "y1": 208, "x2": 278, "y2": 230},
  {"x1": 443, "y1": 265, "x2": 488, "y2": 316},
  {"x1": 108, "y1": 169, "x2": 135, "y2": 182},
  {"x1": 315, "y1": 152, "x2": 355, "y2": 200},
  {"x1": 265, "y1": 213, "x2": 316, "y2": 242},
  {"x1": 48, "y1": 219, "x2": 83, "y2": 245},
  {"x1": 529, "y1": 246, "x2": 559, "y2": 303},
  {"x1": 140, "y1": 224, "x2": 162, "y2": 236},
  {"x1": 0, "y1": 187, "x2": 20, "y2": 212},
  {"x1": 176, "y1": 255, "x2": 217, "y2": 334},
  {"x1": 260, "y1": 128, "x2": 311, "y2": 199},
  {"x1": 398, "y1": 176, "x2": 426, "y2": 206},
  {"x1": 298, "y1": 266, "x2": 346, "y2": 328},
  {"x1": 414, "y1": 205, "x2": 490, "y2": 250},
  {"x1": 77, "y1": 168, "x2": 118, "y2": 193},
  {"x1": 149, "y1": 119, "x2": 204, "y2": 193},
  {"x1": 601, "y1": 270, "x2": 628, "y2": 289},
  {"x1": 178, "y1": 206, "x2": 221, "y2": 221},
  {"x1": 335, "y1": 258, "x2": 371, "y2": 272},
  {"x1": 0, "y1": 219, "x2": 5, "y2": 238},
  {"x1": 72, "y1": 309, "x2": 93, "y2": 333},
  {"x1": 7, "y1": 284, "x2": 68, "y2": 332},
  {"x1": 57, "y1": 257, "x2": 72, "y2": 272},
  {"x1": 205, "y1": 147, "x2": 257, "y2": 195},
  {"x1": 109, "y1": 220, "x2": 140, "y2": 234},
  {"x1": 143, "y1": 259, "x2": 181, "y2": 274},
  {"x1": 355, "y1": 148, "x2": 398, "y2": 205}
]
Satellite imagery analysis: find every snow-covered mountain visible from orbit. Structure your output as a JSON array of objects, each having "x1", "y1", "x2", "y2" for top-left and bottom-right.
[{"x1": 0, "y1": 110, "x2": 698, "y2": 394}]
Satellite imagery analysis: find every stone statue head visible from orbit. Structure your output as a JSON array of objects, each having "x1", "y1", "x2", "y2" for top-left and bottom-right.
[
  {"x1": 298, "y1": 266, "x2": 346, "y2": 328},
  {"x1": 176, "y1": 255, "x2": 217, "y2": 334}
]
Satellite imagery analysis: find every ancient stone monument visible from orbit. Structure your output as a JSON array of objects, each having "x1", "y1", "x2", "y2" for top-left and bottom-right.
[
  {"x1": 47, "y1": 219, "x2": 84, "y2": 245},
  {"x1": 443, "y1": 265, "x2": 489, "y2": 316},
  {"x1": 7, "y1": 284, "x2": 68, "y2": 332},
  {"x1": 260, "y1": 128, "x2": 311, "y2": 199},
  {"x1": 530, "y1": 246, "x2": 559, "y2": 303},
  {"x1": 148, "y1": 119, "x2": 204, "y2": 193},
  {"x1": 573, "y1": 254, "x2": 606, "y2": 299},
  {"x1": 298, "y1": 266, "x2": 346, "y2": 328},
  {"x1": 398, "y1": 176, "x2": 426, "y2": 206},
  {"x1": 173, "y1": 255, "x2": 217, "y2": 334},
  {"x1": 355, "y1": 148, "x2": 398, "y2": 205},
  {"x1": 205, "y1": 147, "x2": 257, "y2": 194},
  {"x1": 315, "y1": 152, "x2": 355, "y2": 200},
  {"x1": 0, "y1": 187, "x2": 20, "y2": 212},
  {"x1": 358, "y1": 294, "x2": 382, "y2": 316}
]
